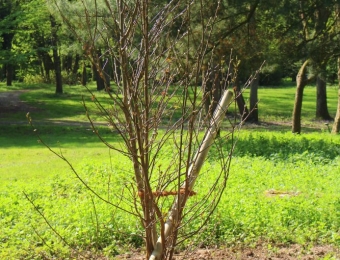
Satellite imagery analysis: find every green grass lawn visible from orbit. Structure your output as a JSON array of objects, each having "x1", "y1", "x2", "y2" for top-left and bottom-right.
[
  {"x1": 0, "y1": 81, "x2": 339, "y2": 259},
  {"x1": 0, "y1": 80, "x2": 338, "y2": 125}
]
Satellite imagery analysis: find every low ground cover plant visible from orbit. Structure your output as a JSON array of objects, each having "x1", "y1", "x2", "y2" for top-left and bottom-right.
[
  {"x1": 1, "y1": 82, "x2": 339, "y2": 258},
  {"x1": 1, "y1": 124, "x2": 339, "y2": 259}
]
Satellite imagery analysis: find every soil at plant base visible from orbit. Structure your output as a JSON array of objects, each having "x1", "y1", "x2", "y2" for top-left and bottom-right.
[
  {"x1": 1, "y1": 91, "x2": 339, "y2": 259},
  {"x1": 107, "y1": 243, "x2": 340, "y2": 259}
]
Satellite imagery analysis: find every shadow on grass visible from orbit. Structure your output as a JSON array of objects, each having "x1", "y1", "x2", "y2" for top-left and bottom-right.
[
  {"x1": 240, "y1": 120, "x2": 332, "y2": 133},
  {"x1": 209, "y1": 127, "x2": 340, "y2": 162},
  {"x1": 0, "y1": 125, "x2": 122, "y2": 148}
]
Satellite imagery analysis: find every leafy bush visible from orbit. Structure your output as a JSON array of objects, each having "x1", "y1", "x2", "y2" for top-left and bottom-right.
[
  {"x1": 260, "y1": 64, "x2": 282, "y2": 86},
  {"x1": 23, "y1": 73, "x2": 45, "y2": 84}
]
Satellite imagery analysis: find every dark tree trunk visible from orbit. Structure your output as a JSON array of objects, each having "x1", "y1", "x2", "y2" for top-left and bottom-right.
[
  {"x1": 113, "y1": 58, "x2": 121, "y2": 83},
  {"x1": 94, "y1": 66, "x2": 105, "y2": 91},
  {"x1": 42, "y1": 53, "x2": 54, "y2": 83},
  {"x1": 73, "y1": 54, "x2": 80, "y2": 75},
  {"x1": 92, "y1": 64, "x2": 97, "y2": 81},
  {"x1": 2, "y1": 32, "x2": 15, "y2": 86},
  {"x1": 95, "y1": 50, "x2": 110, "y2": 91},
  {"x1": 50, "y1": 15, "x2": 63, "y2": 94},
  {"x1": 63, "y1": 54, "x2": 73, "y2": 72},
  {"x1": 5, "y1": 64, "x2": 14, "y2": 86},
  {"x1": 81, "y1": 63, "x2": 87, "y2": 86},
  {"x1": 316, "y1": 71, "x2": 332, "y2": 120},
  {"x1": 249, "y1": 74, "x2": 259, "y2": 122},
  {"x1": 292, "y1": 60, "x2": 311, "y2": 133},
  {"x1": 233, "y1": 87, "x2": 249, "y2": 121}
]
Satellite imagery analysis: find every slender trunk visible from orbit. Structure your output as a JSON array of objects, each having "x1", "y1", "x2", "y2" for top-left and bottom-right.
[
  {"x1": 2, "y1": 32, "x2": 15, "y2": 86},
  {"x1": 73, "y1": 54, "x2": 80, "y2": 75},
  {"x1": 112, "y1": 57, "x2": 121, "y2": 83},
  {"x1": 81, "y1": 63, "x2": 87, "y2": 86},
  {"x1": 149, "y1": 90, "x2": 234, "y2": 260},
  {"x1": 332, "y1": 57, "x2": 340, "y2": 133},
  {"x1": 292, "y1": 59, "x2": 310, "y2": 133},
  {"x1": 316, "y1": 70, "x2": 332, "y2": 120},
  {"x1": 53, "y1": 48, "x2": 63, "y2": 94},
  {"x1": 95, "y1": 50, "x2": 110, "y2": 91},
  {"x1": 41, "y1": 52, "x2": 54, "y2": 83},
  {"x1": 95, "y1": 67, "x2": 105, "y2": 91},
  {"x1": 249, "y1": 74, "x2": 259, "y2": 122},
  {"x1": 6, "y1": 64, "x2": 13, "y2": 86},
  {"x1": 50, "y1": 15, "x2": 63, "y2": 94},
  {"x1": 63, "y1": 54, "x2": 72, "y2": 72},
  {"x1": 233, "y1": 87, "x2": 249, "y2": 121}
]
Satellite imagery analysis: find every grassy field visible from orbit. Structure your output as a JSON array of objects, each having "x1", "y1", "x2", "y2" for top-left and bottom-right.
[
  {"x1": 0, "y1": 82, "x2": 339, "y2": 259},
  {"x1": 0, "y1": 80, "x2": 338, "y2": 125}
]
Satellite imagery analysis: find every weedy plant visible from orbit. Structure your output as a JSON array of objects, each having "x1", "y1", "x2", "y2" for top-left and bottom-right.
[{"x1": 25, "y1": 0, "x2": 259, "y2": 259}]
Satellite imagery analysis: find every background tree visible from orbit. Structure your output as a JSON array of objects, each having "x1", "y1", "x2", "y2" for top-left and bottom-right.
[
  {"x1": 50, "y1": 14, "x2": 63, "y2": 93},
  {"x1": 0, "y1": 0, "x2": 19, "y2": 86}
]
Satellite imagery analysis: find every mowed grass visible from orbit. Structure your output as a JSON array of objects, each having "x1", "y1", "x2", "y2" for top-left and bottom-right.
[
  {"x1": 0, "y1": 81, "x2": 340, "y2": 259},
  {"x1": 0, "y1": 80, "x2": 338, "y2": 124}
]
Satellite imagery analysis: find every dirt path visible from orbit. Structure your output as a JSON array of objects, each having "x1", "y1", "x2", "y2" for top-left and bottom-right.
[
  {"x1": 0, "y1": 90, "x2": 37, "y2": 114},
  {"x1": 0, "y1": 90, "x2": 98, "y2": 126}
]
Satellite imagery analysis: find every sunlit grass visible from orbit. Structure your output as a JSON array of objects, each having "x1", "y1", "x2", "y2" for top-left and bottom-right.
[
  {"x1": 0, "y1": 81, "x2": 340, "y2": 259},
  {"x1": 241, "y1": 84, "x2": 338, "y2": 121},
  {"x1": 1, "y1": 80, "x2": 338, "y2": 125}
]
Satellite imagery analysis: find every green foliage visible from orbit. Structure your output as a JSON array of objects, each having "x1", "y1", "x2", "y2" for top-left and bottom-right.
[
  {"x1": 23, "y1": 74, "x2": 46, "y2": 84},
  {"x1": 259, "y1": 64, "x2": 283, "y2": 86}
]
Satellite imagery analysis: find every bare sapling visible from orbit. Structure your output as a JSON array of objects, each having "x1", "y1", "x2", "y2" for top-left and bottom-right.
[{"x1": 33, "y1": 0, "x2": 253, "y2": 258}]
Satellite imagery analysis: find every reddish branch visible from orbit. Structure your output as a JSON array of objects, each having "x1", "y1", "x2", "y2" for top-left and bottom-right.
[{"x1": 138, "y1": 189, "x2": 197, "y2": 198}]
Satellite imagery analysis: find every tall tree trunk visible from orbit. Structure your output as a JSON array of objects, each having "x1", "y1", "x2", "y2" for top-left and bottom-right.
[
  {"x1": 38, "y1": 51, "x2": 53, "y2": 83},
  {"x1": 2, "y1": 33, "x2": 14, "y2": 86},
  {"x1": 94, "y1": 50, "x2": 111, "y2": 91},
  {"x1": 73, "y1": 54, "x2": 80, "y2": 75},
  {"x1": 233, "y1": 87, "x2": 249, "y2": 121},
  {"x1": 6, "y1": 64, "x2": 13, "y2": 86},
  {"x1": 316, "y1": 68, "x2": 332, "y2": 120},
  {"x1": 249, "y1": 74, "x2": 259, "y2": 122},
  {"x1": 313, "y1": 3, "x2": 332, "y2": 120},
  {"x1": 94, "y1": 67, "x2": 105, "y2": 91},
  {"x1": 112, "y1": 57, "x2": 121, "y2": 83},
  {"x1": 81, "y1": 63, "x2": 87, "y2": 86},
  {"x1": 63, "y1": 54, "x2": 72, "y2": 72},
  {"x1": 50, "y1": 15, "x2": 63, "y2": 94},
  {"x1": 332, "y1": 57, "x2": 340, "y2": 133},
  {"x1": 247, "y1": 4, "x2": 260, "y2": 123},
  {"x1": 292, "y1": 60, "x2": 310, "y2": 133}
]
